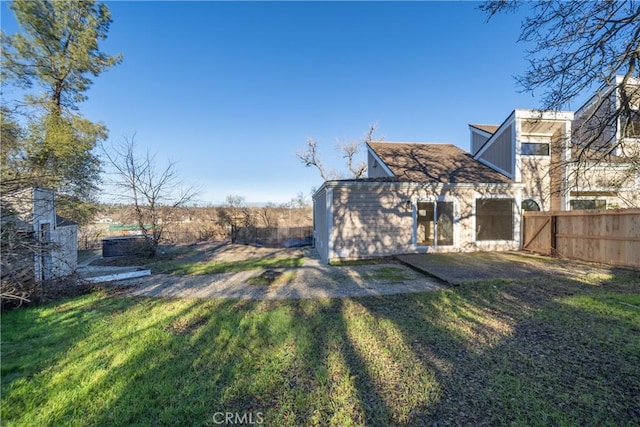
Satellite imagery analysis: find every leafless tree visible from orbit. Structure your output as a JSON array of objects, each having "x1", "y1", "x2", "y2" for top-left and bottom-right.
[
  {"x1": 296, "y1": 124, "x2": 380, "y2": 180},
  {"x1": 217, "y1": 195, "x2": 256, "y2": 243},
  {"x1": 257, "y1": 202, "x2": 279, "y2": 228},
  {"x1": 482, "y1": 1, "x2": 640, "y2": 159},
  {"x1": 102, "y1": 136, "x2": 198, "y2": 256}
]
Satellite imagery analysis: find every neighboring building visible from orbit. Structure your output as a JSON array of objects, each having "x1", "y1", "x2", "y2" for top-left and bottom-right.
[
  {"x1": 313, "y1": 83, "x2": 640, "y2": 263},
  {"x1": 1, "y1": 187, "x2": 78, "y2": 281}
]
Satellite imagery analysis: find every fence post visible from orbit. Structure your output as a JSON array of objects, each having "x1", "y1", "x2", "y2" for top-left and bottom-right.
[{"x1": 550, "y1": 214, "x2": 557, "y2": 256}]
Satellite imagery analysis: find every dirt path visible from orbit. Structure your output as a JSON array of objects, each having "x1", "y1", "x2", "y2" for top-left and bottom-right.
[{"x1": 110, "y1": 245, "x2": 443, "y2": 300}]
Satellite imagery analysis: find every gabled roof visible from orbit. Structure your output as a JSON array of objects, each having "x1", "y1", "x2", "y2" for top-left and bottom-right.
[
  {"x1": 469, "y1": 124, "x2": 500, "y2": 135},
  {"x1": 368, "y1": 142, "x2": 512, "y2": 184}
]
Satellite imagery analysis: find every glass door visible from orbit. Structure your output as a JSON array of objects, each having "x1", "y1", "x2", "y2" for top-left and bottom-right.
[{"x1": 417, "y1": 201, "x2": 453, "y2": 247}]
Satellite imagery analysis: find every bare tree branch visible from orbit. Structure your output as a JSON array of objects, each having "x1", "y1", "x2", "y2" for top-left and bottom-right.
[{"x1": 102, "y1": 136, "x2": 199, "y2": 256}]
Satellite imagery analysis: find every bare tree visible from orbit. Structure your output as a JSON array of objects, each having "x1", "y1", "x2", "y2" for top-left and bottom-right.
[
  {"x1": 102, "y1": 136, "x2": 198, "y2": 256},
  {"x1": 296, "y1": 124, "x2": 379, "y2": 180},
  {"x1": 482, "y1": 1, "x2": 640, "y2": 158},
  {"x1": 217, "y1": 195, "x2": 255, "y2": 243},
  {"x1": 257, "y1": 202, "x2": 279, "y2": 228}
]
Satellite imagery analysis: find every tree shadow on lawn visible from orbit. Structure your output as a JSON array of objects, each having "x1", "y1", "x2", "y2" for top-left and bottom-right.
[
  {"x1": 2, "y1": 270, "x2": 639, "y2": 426},
  {"x1": 355, "y1": 272, "x2": 640, "y2": 425}
]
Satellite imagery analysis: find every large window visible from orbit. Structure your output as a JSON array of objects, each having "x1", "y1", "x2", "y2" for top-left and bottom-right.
[
  {"x1": 570, "y1": 199, "x2": 606, "y2": 210},
  {"x1": 476, "y1": 199, "x2": 514, "y2": 241}
]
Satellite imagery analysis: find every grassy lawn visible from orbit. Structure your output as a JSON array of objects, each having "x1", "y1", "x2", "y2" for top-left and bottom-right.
[
  {"x1": 2, "y1": 273, "x2": 639, "y2": 425},
  {"x1": 88, "y1": 244, "x2": 304, "y2": 276}
]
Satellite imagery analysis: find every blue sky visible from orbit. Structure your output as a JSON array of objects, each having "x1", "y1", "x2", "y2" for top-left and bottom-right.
[{"x1": 1, "y1": 1, "x2": 576, "y2": 205}]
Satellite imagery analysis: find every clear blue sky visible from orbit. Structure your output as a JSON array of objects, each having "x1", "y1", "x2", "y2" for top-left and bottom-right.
[{"x1": 1, "y1": 1, "x2": 578, "y2": 205}]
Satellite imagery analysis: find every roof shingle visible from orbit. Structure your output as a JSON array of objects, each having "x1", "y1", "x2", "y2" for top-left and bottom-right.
[
  {"x1": 469, "y1": 124, "x2": 500, "y2": 134},
  {"x1": 368, "y1": 142, "x2": 512, "y2": 184}
]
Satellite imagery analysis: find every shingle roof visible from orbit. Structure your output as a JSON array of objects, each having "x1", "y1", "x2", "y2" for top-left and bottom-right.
[
  {"x1": 368, "y1": 142, "x2": 512, "y2": 184},
  {"x1": 469, "y1": 124, "x2": 500, "y2": 134}
]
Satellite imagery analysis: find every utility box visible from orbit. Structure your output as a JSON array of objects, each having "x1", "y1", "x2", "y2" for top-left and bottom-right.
[{"x1": 102, "y1": 236, "x2": 149, "y2": 258}]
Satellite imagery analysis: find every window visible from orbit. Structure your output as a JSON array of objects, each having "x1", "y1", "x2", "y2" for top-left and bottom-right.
[
  {"x1": 570, "y1": 199, "x2": 606, "y2": 210},
  {"x1": 416, "y1": 201, "x2": 454, "y2": 246},
  {"x1": 521, "y1": 199, "x2": 540, "y2": 212},
  {"x1": 476, "y1": 199, "x2": 514, "y2": 241},
  {"x1": 521, "y1": 142, "x2": 550, "y2": 156}
]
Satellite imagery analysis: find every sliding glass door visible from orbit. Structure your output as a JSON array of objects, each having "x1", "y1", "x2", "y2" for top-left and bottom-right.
[{"x1": 416, "y1": 201, "x2": 454, "y2": 247}]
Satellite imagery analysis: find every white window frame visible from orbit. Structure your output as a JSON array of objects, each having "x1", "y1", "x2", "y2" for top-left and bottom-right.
[
  {"x1": 473, "y1": 195, "x2": 520, "y2": 244},
  {"x1": 413, "y1": 196, "x2": 457, "y2": 249}
]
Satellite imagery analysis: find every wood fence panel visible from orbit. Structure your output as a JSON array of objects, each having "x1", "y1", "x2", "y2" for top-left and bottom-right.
[
  {"x1": 522, "y1": 212, "x2": 553, "y2": 254},
  {"x1": 522, "y1": 209, "x2": 640, "y2": 268}
]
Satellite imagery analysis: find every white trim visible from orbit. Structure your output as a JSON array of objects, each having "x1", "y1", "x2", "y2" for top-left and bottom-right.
[
  {"x1": 474, "y1": 111, "x2": 516, "y2": 159},
  {"x1": 475, "y1": 157, "x2": 514, "y2": 180},
  {"x1": 366, "y1": 143, "x2": 395, "y2": 177},
  {"x1": 514, "y1": 118, "x2": 521, "y2": 182},
  {"x1": 319, "y1": 180, "x2": 524, "y2": 191},
  {"x1": 413, "y1": 197, "x2": 457, "y2": 249}
]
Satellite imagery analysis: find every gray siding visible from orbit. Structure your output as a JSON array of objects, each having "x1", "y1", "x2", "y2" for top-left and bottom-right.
[
  {"x1": 471, "y1": 132, "x2": 490, "y2": 155},
  {"x1": 478, "y1": 124, "x2": 514, "y2": 175},
  {"x1": 317, "y1": 182, "x2": 523, "y2": 263},
  {"x1": 331, "y1": 185, "x2": 413, "y2": 259},
  {"x1": 313, "y1": 188, "x2": 329, "y2": 263},
  {"x1": 367, "y1": 151, "x2": 393, "y2": 178}
]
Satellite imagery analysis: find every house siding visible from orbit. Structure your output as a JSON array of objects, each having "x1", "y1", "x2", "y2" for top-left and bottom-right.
[
  {"x1": 52, "y1": 224, "x2": 78, "y2": 277},
  {"x1": 319, "y1": 182, "x2": 522, "y2": 263},
  {"x1": 313, "y1": 188, "x2": 329, "y2": 263},
  {"x1": 1, "y1": 187, "x2": 77, "y2": 281},
  {"x1": 331, "y1": 185, "x2": 413, "y2": 259},
  {"x1": 367, "y1": 151, "x2": 393, "y2": 178},
  {"x1": 477, "y1": 124, "x2": 514, "y2": 176},
  {"x1": 471, "y1": 132, "x2": 490, "y2": 155}
]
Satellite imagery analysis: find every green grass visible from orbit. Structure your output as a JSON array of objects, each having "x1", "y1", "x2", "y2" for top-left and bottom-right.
[
  {"x1": 2, "y1": 273, "x2": 639, "y2": 426},
  {"x1": 165, "y1": 257, "x2": 304, "y2": 275},
  {"x1": 92, "y1": 253, "x2": 305, "y2": 276},
  {"x1": 363, "y1": 266, "x2": 412, "y2": 282}
]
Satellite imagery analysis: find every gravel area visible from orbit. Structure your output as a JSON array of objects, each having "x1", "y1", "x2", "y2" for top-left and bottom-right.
[{"x1": 109, "y1": 247, "x2": 444, "y2": 300}]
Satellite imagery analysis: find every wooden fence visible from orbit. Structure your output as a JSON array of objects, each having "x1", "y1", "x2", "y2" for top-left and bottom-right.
[{"x1": 522, "y1": 209, "x2": 640, "y2": 268}]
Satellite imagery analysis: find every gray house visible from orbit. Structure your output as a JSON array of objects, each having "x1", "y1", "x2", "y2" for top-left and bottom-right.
[{"x1": 1, "y1": 187, "x2": 78, "y2": 281}]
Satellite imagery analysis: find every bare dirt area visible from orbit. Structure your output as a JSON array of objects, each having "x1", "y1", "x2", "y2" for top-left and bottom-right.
[
  {"x1": 397, "y1": 251, "x2": 639, "y2": 285},
  {"x1": 106, "y1": 243, "x2": 444, "y2": 300}
]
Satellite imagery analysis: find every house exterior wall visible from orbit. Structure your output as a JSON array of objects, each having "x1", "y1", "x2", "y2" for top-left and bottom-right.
[
  {"x1": 367, "y1": 151, "x2": 393, "y2": 178},
  {"x1": 312, "y1": 188, "x2": 329, "y2": 263},
  {"x1": 471, "y1": 131, "x2": 490, "y2": 155},
  {"x1": 52, "y1": 224, "x2": 78, "y2": 276},
  {"x1": 520, "y1": 154, "x2": 551, "y2": 210},
  {"x1": 318, "y1": 182, "x2": 522, "y2": 263},
  {"x1": 568, "y1": 164, "x2": 640, "y2": 208},
  {"x1": 572, "y1": 90, "x2": 617, "y2": 151},
  {"x1": 572, "y1": 79, "x2": 640, "y2": 156},
  {"x1": 1, "y1": 187, "x2": 77, "y2": 281},
  {"x1": 477, "y1": 124, "x2": 514, "y2": 177}
]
